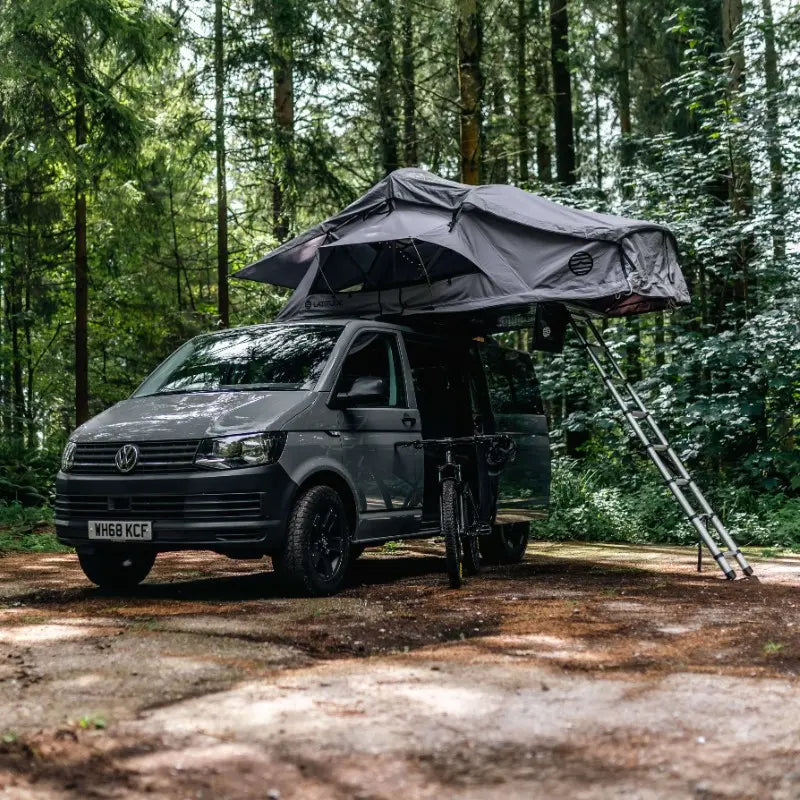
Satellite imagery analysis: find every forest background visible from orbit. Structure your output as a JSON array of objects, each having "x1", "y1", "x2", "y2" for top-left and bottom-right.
[{"x1": 0, "y1": 0, "x2": 797, "y2": 550}]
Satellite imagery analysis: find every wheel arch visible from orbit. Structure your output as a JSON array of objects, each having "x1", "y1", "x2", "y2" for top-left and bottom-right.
[{"x1": 293, "y1": 469, "x2": 358, "y2": 534}]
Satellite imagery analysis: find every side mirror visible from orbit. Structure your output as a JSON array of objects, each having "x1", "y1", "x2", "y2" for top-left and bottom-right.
[{"x1": 333, "y1": 376, "x2": 387, "y2": 408}]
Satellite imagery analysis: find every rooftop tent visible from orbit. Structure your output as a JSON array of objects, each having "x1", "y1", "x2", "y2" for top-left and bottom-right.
[{"x1": 233, "y1": 168, "x2": 690, "y2": 324}]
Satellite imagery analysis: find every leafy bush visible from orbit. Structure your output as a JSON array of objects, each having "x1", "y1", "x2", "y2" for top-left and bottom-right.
[
  {"x1": 0, "y1": 443, "x2": 61, "y2": 506},
  {"x1": 0, "y1": 502, "x2": 66, "y2": 553},
  {"x1": 534, "y1": 457, "x2": 800, "y2": 550}
]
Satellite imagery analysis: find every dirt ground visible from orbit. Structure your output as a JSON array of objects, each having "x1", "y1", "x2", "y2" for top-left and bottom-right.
[{"x1": 1, "y1": 541, "x2": 799, "y2": 800}]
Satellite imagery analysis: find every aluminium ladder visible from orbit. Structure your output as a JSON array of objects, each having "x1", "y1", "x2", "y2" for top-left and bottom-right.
[{"x1": 569, "y1": 312, "x2": 753, "y2": 580}]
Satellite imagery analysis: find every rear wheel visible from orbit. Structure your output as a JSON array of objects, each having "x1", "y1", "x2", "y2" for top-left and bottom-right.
[
  {"x1": 441, "y1": 479, "x2": 462, "y2": 589},
  {"x1": 77, "y1": 547, "x2": 156, "y2": 590},
  {"x1": 479, "y1": 522, "x2": 530, "y2": 565},
  {"x1": 349, "y1": 543, "x2": 366, "y2": 560},
  {"x1": 275, "y1": 484, "x2": 351, "y2": 596}
]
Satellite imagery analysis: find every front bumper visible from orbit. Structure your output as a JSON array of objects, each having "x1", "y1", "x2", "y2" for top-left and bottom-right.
[{"x1": 54, "y1": 463, "x2": 297, "y2": 553}]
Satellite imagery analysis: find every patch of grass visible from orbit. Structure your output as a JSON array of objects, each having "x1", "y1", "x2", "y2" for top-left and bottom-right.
[
  {"x1": 381, "y1": 540, "x2": 401, "y2": 554},
  {"x1": 75, "y1": 714, "x2": 107, "y2": 730},
  {"x1": 1, "y1": 732, "x2": 18, "y2": 745},
  {"x1": 0, "y1": 502, "x2": 69, "y2": 554},
  {"x1": 763, "y1": 641, "x2": 784, "y2": 655}
]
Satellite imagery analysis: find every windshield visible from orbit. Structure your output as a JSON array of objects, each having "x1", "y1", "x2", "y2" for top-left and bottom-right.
[{"x1": 134, "y1": 324, "x2": 344, "y2": 396}]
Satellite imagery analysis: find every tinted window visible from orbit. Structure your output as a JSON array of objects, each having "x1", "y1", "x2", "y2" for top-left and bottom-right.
[
  {"x1": 480, "y1": 344, "x2": 544, "y2": 415},
  {"x1": 404, "y1": 336, "x2": 476, "y2": 436},
  {"x1": 335, "y1": 331, "x2": 407, "y2": 408},
  {"x1": 134, "y1": 325, "x2": 343, "y2": 396}
]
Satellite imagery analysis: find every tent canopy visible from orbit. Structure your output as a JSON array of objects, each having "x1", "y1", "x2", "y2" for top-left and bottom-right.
[{"x1": 234, "y1": 169, "x2": 689, "y2": 323}]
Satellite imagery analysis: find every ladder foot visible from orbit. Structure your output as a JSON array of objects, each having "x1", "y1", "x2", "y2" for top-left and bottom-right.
[
  {"x1": 742, "y1": 565, "x2": 755, "y2": 577},
  {"x1": 723, "y1": 569, "x2": 736, "y2": 580}
]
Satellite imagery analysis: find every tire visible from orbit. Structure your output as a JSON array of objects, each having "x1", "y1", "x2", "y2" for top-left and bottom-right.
[
  {"x1": 77, "y1": 547, "x2": 156, "y2": 591},
  {"x1": 462, "y1": 535, "x2": 481, "y2": 575},
  {"x1": 461, "y1": 491, "x2": 481, "y2": 576},
  {"x1": 479, "y1": 522, "x2": 530, "y2": 565},
  {"x1": 441, "y1": 479, "x2": 462, "y2": 589},
  {"x1": 275, "y1": 484, "x2": 351, "y2": 596}
]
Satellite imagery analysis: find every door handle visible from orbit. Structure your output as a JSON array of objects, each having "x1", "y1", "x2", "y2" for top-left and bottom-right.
[{"x1": 402, "y1": 414, "x2": 417, "y2": 427}]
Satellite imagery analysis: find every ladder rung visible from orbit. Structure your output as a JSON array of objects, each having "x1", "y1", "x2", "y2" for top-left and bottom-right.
[
  {"x1": 667, "y1": 477, "x2": 690, "y2": 488},
  {"x1": 647, "y1": 444, "x2": 668, "y2": 453},
  {"x1": 628, "y1": 410, "x2": 647, "y2": 419}
]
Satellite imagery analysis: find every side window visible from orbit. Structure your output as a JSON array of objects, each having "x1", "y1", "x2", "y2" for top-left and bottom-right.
[
  {"x1": 480, "y1": 344, "x2": 544, "y2": 415},
  {"x1": 404, "y1": 336, "x2": 475, "y2": 436},
  {"x1": 335, "y1": 331, "x2": 407, "y2": 408}
]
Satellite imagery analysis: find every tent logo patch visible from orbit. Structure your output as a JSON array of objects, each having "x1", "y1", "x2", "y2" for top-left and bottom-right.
[{"x1": 568, "y1": 251, "x2": 593, "y2": 276}]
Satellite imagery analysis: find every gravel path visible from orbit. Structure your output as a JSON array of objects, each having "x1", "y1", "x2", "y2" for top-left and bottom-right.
[{"x1": 1, "y1": 542, "x2": 798, "y2": 799}]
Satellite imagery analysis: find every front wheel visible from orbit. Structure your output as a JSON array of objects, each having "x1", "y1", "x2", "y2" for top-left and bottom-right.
[
  {"x1": 441, "y1": 479, "x2": 462, "y2": 589},
  {"x1": 77, "y1": 547, "x2": 156, "y2": 591},
  {"x1": 275, "y1": 484, "x2": 351, "y2": 596}
]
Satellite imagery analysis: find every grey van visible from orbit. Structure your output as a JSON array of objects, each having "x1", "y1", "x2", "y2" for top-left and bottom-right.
[{"x1": 56, "y1": 319, "x2": 550, "y2": 595}]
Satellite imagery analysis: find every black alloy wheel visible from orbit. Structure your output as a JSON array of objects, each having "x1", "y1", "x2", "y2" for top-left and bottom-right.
[{"x1": 276, "y1": 484, "x2": 351, "y2": 596}]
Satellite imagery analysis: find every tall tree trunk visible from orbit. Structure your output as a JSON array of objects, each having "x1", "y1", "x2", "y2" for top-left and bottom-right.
[
  {"x1": 722, "y1": 0, "x2": 754, "y2": 320},
  {"x1": 760, "y1": 0, "x2": 784, "y2": 261},
  {"x1": 549, "y1": 0, "x2": 575, "y2": 184},
  {"x1": 167, "y1": 179, "x2": 195, "y2": 312},
  {"x1": 273, "y1": 2, "x2": 294, "y2": 241},
  {"x1": 457, "y1": 0, "x2": 483, "y2": 185},
  {"x1": 214, "y1": 0, "x2": 229, "y2": 328},
  {"x1": 5, "y1": 208, "x2": 24, "y2": 440},
  {"x1": 516, "y1": 0, "x2": 530, "y2": 184},
  {"x1": 74, "y1": 97, "x2": 89, "y2": 427},
  {"x1": 489, "y1": 76, "x2": 509, "y2": 183},
  {"x1": 532, "y1": 0, "x2": 552, "y2": 181},
  {"x1": 24, "y1": 276, "x2": 35, "y2": 448},
  {"x1": 616, "y1": 0, "x2": 633, "y2": 199},
  {"x1": 376, "y1": 0, "x2": 399, "y2": 175},
  {"x1": 401, "y1": 0, "x2": 417, "y2": 167}
]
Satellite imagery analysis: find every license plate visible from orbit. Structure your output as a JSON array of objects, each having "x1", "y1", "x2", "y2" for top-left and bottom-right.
[{"x1": 88, "y1": 521, "x2": 152, "y2": 541}]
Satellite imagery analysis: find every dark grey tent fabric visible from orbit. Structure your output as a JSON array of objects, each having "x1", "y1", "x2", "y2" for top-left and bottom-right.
[{"x1": 234, "y1": 169, "x2": 689, "y2": 320}]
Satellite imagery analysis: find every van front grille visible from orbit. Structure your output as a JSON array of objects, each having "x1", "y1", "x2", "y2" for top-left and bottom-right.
[
  {"x1": 54, "y1": 492, "x2": 264, "y2": 521},
  {"x1": 71, "y1": 440, "x2": 201, "y2": 474}
]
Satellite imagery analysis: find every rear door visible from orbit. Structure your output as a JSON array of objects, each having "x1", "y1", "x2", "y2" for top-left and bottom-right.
[
  {"x1": 479, "y1": 343, "x2": 550, "y2": 517},
  {"x1": 332, "y1": 329, "x2": 423, "y2": 539}
]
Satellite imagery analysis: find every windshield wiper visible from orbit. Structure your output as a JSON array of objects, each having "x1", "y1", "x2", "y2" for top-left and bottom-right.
[{"x1": 217, "y1": 383, "x2": 302, "y2": 391}]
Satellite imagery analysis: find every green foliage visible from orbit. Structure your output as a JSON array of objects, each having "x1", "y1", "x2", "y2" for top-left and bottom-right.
[
  {"x1": 0, "y1": 446, "x2": 62, "y2": 506},
  {"x1": 0, "y1": 0, "x2": 797, "y2": 553},
  {"x1": 535, "y1": 457, "x2": 800, "y2": 550},
  {"x1": 0, "y1": 502, "x2": 66, "y2": 553}
]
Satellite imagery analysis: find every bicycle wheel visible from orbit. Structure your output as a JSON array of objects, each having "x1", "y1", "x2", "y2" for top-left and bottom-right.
[
  {"x1": 462, "y1": 535, "x2": 481, "y2": 576},
  {"x1": 461, "y1": 490, "x2": 481, "y2": 576},
  {"x1": 441, "y1": 478, "x2": 462, "y2": 589}
]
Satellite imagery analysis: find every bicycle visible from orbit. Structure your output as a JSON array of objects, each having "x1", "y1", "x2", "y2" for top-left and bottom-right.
[{"x1": 403, "y1": 434, "x2": 516, "y2": 588}]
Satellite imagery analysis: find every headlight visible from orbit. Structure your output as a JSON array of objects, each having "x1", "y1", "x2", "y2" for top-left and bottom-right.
[
  {"x1": 194, "y1": 432, "x2": 287, "y2": 470},
  {"x1": 61, "y1": 441, "x2": 77, "y2": 472}
]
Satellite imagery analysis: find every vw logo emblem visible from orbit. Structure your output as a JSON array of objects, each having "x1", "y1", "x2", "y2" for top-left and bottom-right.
[{"x1": 114, "y1": 444, "x2": 140, "y2": 473}]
